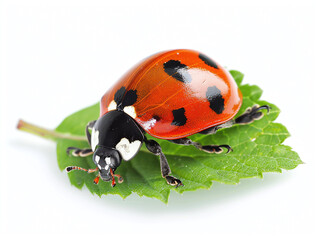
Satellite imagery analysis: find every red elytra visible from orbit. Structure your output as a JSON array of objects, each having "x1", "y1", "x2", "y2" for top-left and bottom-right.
[{"x1": 100, "y1": 49, "x2": 242, "y2": 140}]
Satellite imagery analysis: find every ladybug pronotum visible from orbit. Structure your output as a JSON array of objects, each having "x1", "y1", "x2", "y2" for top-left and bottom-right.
[{"x1": 66, "y1": 49, "x2": 269, "y2": 187}]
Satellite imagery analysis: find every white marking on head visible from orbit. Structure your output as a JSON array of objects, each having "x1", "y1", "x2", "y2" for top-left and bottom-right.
[
  {"x1": 105, "y1": 157, "x2": 111, "y2": 165},
  {"x1": 141, "y1": 118, "x2": 157, "y2": 131},
  {"x1": 91, "y1": 127, "x2": 99, "y2": 151},
  {"x1": 123, "y1": 106, "x2": 137, "y2": 119},
  {"x1": 95, "y1": 155, "x2": 101, "y2": 169},
  {"x1": 116, "y1": 138, "x2": 141, "y2": 161},
  {"x1": 108, "y1": 100, "x2": 117, "y2": 111},
  {"x1": 102, "y1": 160, "x2": 110, "y2": 170}
]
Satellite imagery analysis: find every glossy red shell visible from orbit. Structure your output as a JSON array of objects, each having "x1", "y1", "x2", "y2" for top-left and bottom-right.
[{"x1": 100, "y1": 49, "x2": 242, "y2": 140}]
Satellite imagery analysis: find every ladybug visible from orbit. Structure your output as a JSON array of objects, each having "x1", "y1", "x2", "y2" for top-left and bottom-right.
[{"x1": 66, "y1": 49, "x2": 269, "y2": 187}]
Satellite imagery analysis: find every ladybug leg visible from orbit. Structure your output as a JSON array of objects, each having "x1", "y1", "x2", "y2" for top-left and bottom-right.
[
  {"x1": 65, "y1": 166, "x2": 100, "y2": 184},
  {"x1": 85, "y1": 120, "x2": 97, "y2": 147},
  {"x1": 235, "y1": 105, "x2": 270, "y2": 125},
  {"x1": 66, "y1": 147, "x2": 93, "y2": 157},
  {"x1": 65, "y1": 166, "x2": 98, "y2": 173},
  {"x1": 198, "y1": 121, "x2": 233, "y2": 134},
  {"x1": 66, "y1": 120, "x2": 96, "y2": 157},
  {"x1": 199, "y1": 105, "x2": 270, "y2": 135},
  {"x1": 145, "y1": 139, "x2": 183, "y2": 188},
  {"x1": 169, "y1": 138, "x2": 232, "y2": 154}
]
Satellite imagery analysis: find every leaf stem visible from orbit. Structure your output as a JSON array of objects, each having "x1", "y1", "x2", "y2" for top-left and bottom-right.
[{"x1": 17, "y1": 119, "x2": 87, "y2": 141}]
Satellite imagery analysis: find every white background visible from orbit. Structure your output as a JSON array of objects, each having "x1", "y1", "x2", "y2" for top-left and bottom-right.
[{"x1": 1, "y1": 0, "x2": 318, "y2": 239}]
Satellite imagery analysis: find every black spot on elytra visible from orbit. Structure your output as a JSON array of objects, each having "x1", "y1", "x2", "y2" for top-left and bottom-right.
[
  {"x1": 122, "y1": 90, "x2": 138, "y2": 107},
  {"x1": 206, "y1": 86, "x2": 224, "y2": 114},
  {"x1": 113, "y1": 87, "x2": 138, "y2": 110},
  {"x1": 153, "y1": 115, "x2": 160, "y2": 121},
  {"x1": 163, "y1": 60, "x2": 192, "y2": 83},
  {"x1": 199, "y1": 53, "x2": 219, "y2": 69},
  {"x1": 171, "y1": 108, "x2": 187, "y2": 126},
  {"x1": 114, "y1": 87, "x2": 126, "y2": 105}
]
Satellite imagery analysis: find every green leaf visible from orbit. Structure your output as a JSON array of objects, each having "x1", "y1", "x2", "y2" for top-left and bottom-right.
[{"x1": 40, "y1": 70, "x2": 303, "y2": 203}]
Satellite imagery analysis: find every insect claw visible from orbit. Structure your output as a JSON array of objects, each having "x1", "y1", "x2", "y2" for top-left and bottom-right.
[
  {"x1": 255, "y1": 105, "x2": 271, "y2": 114},
  {"x1": 216, "y1": 145, "x2": 231, "y2": 154},
  {"x1": 225, "y1": 146, "x2": 233, "y2": 154}
]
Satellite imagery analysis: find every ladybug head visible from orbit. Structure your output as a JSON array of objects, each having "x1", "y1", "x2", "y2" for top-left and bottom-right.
[{"x1": 93, "y1": 146, "x2": 123, "y2": 186}]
